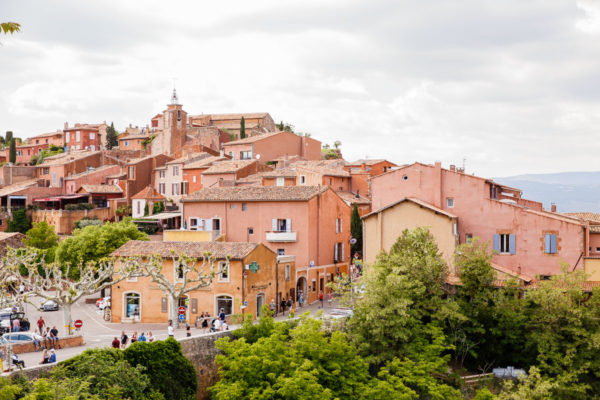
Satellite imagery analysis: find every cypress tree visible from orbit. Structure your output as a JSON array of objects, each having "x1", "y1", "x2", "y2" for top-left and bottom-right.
[
  {"x1": 240, "y1": 117, "x2": 246, "y2": 139},
  {"x1": 9, "y1": 139, "x2": 16, "y2": 163},
  {"x1": 106, "y1": 122, "x2": 118, "y2": 150},
  {"x1": 5, "y1": 131, "x2": 13, "y2": 144},
  {"x1": 350, "y1": 203, "x2": 362, "y2": 257}
]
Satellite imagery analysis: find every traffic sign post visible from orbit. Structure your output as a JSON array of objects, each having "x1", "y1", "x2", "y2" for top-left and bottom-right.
[
  {"x1": 178, "y1": 314, "x2": 185, "y2": 322},
  {"x1": 178, "y1": 306, "x2": 186, "y2": 315},
  {"x1": 74, "y1": 320, "x2": 83, "y2": 329}
]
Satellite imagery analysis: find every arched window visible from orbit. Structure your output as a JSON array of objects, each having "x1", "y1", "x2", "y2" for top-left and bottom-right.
[
  {"x1": 124, "y1": 292, "x2": 141, "y2": 320},
  {"x1": 215, "y1": 295, "x2": 233, "y2": 316}
]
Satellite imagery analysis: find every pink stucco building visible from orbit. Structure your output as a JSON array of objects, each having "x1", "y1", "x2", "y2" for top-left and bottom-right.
[
  {"x1": 222, "y1": 131, "x2": 321, "y2": 163},
  {"x1": 181, "y1": 186, "x2": 351, "y2": 303},
  {"x1": 369, "y1": 161, "x2": 587, "y2": 278}
]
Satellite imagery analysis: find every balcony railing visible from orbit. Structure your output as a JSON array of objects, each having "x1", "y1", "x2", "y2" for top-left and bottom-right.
[{"x1": 266, "y1": 231, "x2": 297, "y2": 242}]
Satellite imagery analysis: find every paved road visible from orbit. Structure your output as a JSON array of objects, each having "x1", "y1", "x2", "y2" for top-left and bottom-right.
[{"x1": 14, "y1": 294, "x2": 343, "y2": 369}]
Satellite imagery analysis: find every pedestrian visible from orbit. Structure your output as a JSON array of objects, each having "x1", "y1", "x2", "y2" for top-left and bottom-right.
[
  {"x1": 269, "y1": 299, "x2": 275, "y2": 314},
  {"x1": 280, "y1": 298, "x2": 287, "y2": 315},
  {"x1": 48, "y1": 349, "x2": 56, "y2": 363},
  {"x1": 139, "y1": 332, "x2": 147, "y2": 342},
  {"x1": 286, "y1": 297, "x2": 292, "y2": 312},
  {"x1": 11, "y1": 354, "x2": 24, "y2": 369},
  {"x1": 11, "y1": 318, "x2": 19, "y2": 332},
  {"x1": 319, "y1": 292, "x2": 324, "y2": 308},
  {"x1": 168, "y1": 321, "x2": 174, "y2": 337},
  {"x1": 148, "y1": 332, "x2": 155, "y2": 342},
  {"x1": 131, "y1": 331, "x2": 138, "y2": 343},
  {"x1": 50, "y1": 326, "x2": 60, "y2": 349},
  {"x1": 298, "y1": 292, "x2": 304, "y2": 308},
  {"x1": 37, "y1": 316, "x2": 45, "y2": 335},
  {"x1": 212, "y1": 318, "x2": 221, "y2": 332},
  {"x1": 111, "y1": 337, "x2": 120, "y2": 349},
  {"x1": 32, "y1": 334, "x2": 42, "y2": 351},
  {"x1": 40, "y1": 349, "x2": 50, "y2": 364},
  {"x1": 221, "y1": 320, "x2": 229, "y2": 331},
  {"x1": 121, "y1": 331, "x2": 128, "y2": 349},
  {"x1": 21, "y1": 317, "x2": 30, "y2": 331},
  {"x1": 327, "y1": 292, "x2": 333, "y2": 307},
  {"x1": 201, "y1": 313, "x2": 209, "y2": 332},
  {"x1": 219, "y1": 308, "x2": 226, "y2": 322},
  {"x1": 186, "y1": 324, "x2": 191, "y2": 337}
]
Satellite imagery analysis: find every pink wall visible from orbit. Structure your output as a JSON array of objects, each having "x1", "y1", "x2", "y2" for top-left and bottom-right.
[
  {"x1": 370, "y1": 162, "x2": 585, "y2": 276},
  {"x1": 224, "y1": 132, "x2": 322, "y2": 162}
]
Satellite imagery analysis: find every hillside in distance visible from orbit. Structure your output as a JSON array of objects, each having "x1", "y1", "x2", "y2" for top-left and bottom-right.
[{"x1": 494, "y1": 171, "x2": 600, "y2": 213}]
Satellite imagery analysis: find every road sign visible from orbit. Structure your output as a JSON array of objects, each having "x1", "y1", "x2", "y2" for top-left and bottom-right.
[
  {"x1": 185, "y1": 298, "x2": 190, "y2": 306},
  {"x1": 249, "y1": 261, "x2": 260, "y2": 273},
  {"x1": 244, "y1": 300, "x2": 248, "y2": 307},
  {"x1": 179, "y1": 314, "x2": 185, "y2": 322},
  {"x1": 74, "y1": 320, "x2": 83, "y2": 329},
  {"x1": 178, "y1": 306, "x2": 186, "y2": 314}
]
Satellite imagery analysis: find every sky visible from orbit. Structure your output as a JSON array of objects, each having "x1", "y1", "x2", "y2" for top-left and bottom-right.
[{"x1": 2, "y1": 0, "x2": 600, "y2": 177}]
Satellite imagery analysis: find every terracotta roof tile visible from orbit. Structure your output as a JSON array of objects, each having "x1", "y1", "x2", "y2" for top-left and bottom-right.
[
  {"x1": 183, "y1": 156, "x2": 228, "y2": 170},
  {"x1": 222, "y1": 131, "x2": 283, "y2": 146},
  {"x1": 336, "y1": 191, "x2": 371, "y2": 205},
  {"x1": 132, "y1": 186, "x2": 165, "y2": 200},
  {"x1": 0, "y1": 179, "x2": 41, "y2": 197},
  {"x1": 111, "y1": 240, "x2": 259, "y2": 260},
  {"x1": 348, "y1": 159, "x2": 394, "y2": 166},
  {"x1": 184, "y1": 185, "x2": 328, "y2": 202},
  {"x1": 363, "y1": 197, "x2": 457, "y2": 220},
  {"x1": 202, "y1": 160, "x2": 257, "y2": 175},
  {"x1": 79, "y1": 184, "x2": 123, "y2": 194}
]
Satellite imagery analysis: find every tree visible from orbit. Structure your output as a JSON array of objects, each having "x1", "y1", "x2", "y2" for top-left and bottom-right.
[
  {"x1": 0, "y1": 23, "x2": 20, "y2": 35},
  {"x1": 276, "y1": 121, "x2": 294, "y2": 132},
  {"x1": 152, "y1": 201, "x2": 164, "y2": 214},
  {"x1": 5, "y1": 131, "x2": 13, "y2": 144},
  {"x1": 123, "y1": 251, "x2": 227, "y2": 328},
  {"x1": 333, "y1": 140, "x2": 341, "y2": 149},
  {"x1": 124, "y1": 339, "x2": 196, "y2": 400},
  {"x1": 105, "y1": 122, "x2": 118, "y2": 150},
  {"x1": 350, "y1": 204, "x2": 362, "y2": 256},
  {"x1": 8, "y1": 140, "x2": 16, "y2": 163},
  {"x1": 240, "y1": 117, "x2": 246, "y2": 139},
  {"x1": 144, "y1": 202, "x2": 149, "y2": 216},
  {"x1": 56, "y1": 219, "x2": 147, "y2": 278},
  {"x1": 7, "y1": 209, "x2": 30, "y2": 233},
  {"x1": 25, "y1": 221, "x2": 59, "y2": 250}
]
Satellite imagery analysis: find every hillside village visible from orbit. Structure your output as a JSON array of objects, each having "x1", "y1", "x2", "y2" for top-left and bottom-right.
[{"x1": 1, "y1": 90, "x2": 600, "y2": 324}]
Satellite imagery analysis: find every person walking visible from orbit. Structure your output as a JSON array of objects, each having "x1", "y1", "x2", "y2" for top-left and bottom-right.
[
  {"x1": 286, "y1": 298, "x2": 292, "y2": 313},
  {"x1": 186, "y1": 324, "x2": 191, "y2": 337},
  {"x1": 319, "y1": 292, "x2": 324, "y2": 308},
  {"x1": 37, "y1": 316, "x2": 45, "y2": 335},
  {"x1": 280, "y1": 298, "x2": 287, "y2": 315},
  {"x1": 168, "y1": 321, "x2": 174, "y2": 338},
  {"x1": 201, "y1": 313, "x2": 209, "y2": 333},
  {"x1": 120, "y1": 331, "x2": 128, "y2": 349},
  {"x1": 111, "y1": 337, "x2": 120, "y2": 349},
  {"x1": 327, "y1": 292, "x2": 333, "y2": 307},
  {"x1": 269, "y1": 299, "x2": 275, "y2": 315},
  {"x1": 298, "y1": 293, "x2": 304, "y2": 308}
]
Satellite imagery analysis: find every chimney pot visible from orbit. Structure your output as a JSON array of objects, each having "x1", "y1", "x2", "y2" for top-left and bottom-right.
[
  {"x1": 551, "y1": 203, "x2": 557, "y2": 212},
  {"x1": 64, "y1": 122, "x2": 69, "y2": 129},
  {"x1": 450, "y1": 164, "x2": 456, "y2": 171}
]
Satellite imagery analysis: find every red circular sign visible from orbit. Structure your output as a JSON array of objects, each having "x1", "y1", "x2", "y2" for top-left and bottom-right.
[
  {"x1": 178, "y1": 306, "x2": 186, "y2": 314},
  {"x1": 74, "y1": 320, "x2": 83, "y2": 328}
]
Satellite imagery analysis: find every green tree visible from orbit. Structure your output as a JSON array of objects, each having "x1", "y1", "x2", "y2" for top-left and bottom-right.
[
  {"x1": 240, "y1": 117, "x2": 246, "y2": 139},
  {"x1": 56, "y1": 218, "x2": 147, "y2": 278},
  {"x1": 25, "y1": 221, "x2": 59, "y2": 250},
  {"x1": 7, "y1": 209, "x2": 31, "y2": 233},
  {"x1": 5, "y1": 131, "x2": 13, "y2": 144},
  {"x1": 8, "y1": 140, "x2": 16, "y2": 163},
  {"x1": 350, "y1": 204, "x2": 362, "y2": 256},
  {"x1": 105, "y1": 122, "x2": 118, "y2": 150},
  {"x1": 144, "y1": 202, "x2": 149, "y2": 216},
  {"x1": 152, "y1": 201, "x2": 164, "y2": 214},
  {"x1": 0, "y1": 23, "x2": 20, "y2": 35},
  {"x1": 124, "y1": 338, "x2": 196, "y2": 400}
]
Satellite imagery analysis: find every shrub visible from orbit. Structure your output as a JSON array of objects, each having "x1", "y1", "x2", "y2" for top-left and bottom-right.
[
  {"x1": 65, "y1": 203, "x2": 94, "y2": 211},
  {"x1": 73, "y1": 217, "x2": 103, "y2": 229}
]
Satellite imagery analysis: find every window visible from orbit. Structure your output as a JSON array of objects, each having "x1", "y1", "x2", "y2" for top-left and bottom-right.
[
  {"x1": 43, "y1": 168, "x2": 49, "y2": 175},
  {"x1": 276, "y1": 177, "x2": 284, "y2": 186},
  {"x1": 173, "y1": 166, "x2": 179, "y2": 176},
  {"x1": 159, "y1": 183, "x2": 165, "y2": 195},
  {"x1": 90, "y1": 132, "x2": 95, "y2": 140},
  {"x1": 300, "y1": 175, "x2": 306, "y2": 185},
  {"x1": 0, "y1": 219, "x2": 3, "y2": 226},
  {"x1": 192, "y1": 175, "x2": 196, "y2": 183},
  {"x1": 65, "y1": 134, "x2": 70, "y2": 143},
  {"x1": 544, "y1": 234, "x2": 557, "y2": 254},
  {"x1": 216, "y1": 295, "x2": 233, "y2": 316},
  {"x1": 242, "y1": 203, "x2": 247, "y2": 211},
  {"x1": 465, "y1": 233, "x2": 473, "y2": 243},
  {"x1": 172, "y1": 183, "x2": 179, "y2": 195},
  {"x1": 137, "y1": 201, "x2": 141, "y2": 215},
  {"x1": 335, "y1": 218, "x2": 343, "y2": 233},
  {"x1": 159, "y1": 170, "x2": 165, "y2": 178},
  {"x1": 76, "y1": 131, "x2": 80, "y2": 141},
  {"x1": 446, "y1": 198, "x2": 454, "y2": 208},
  {"x1": 52, "y1": 173, "x2": 56, "y2": 187},
  {"x1": 402, "y1": 175, "x2": 408, "y2": 181},
  {"x1": 189, "y1": 218, "x2": 199, "y2": 230},
  {"x1": 494, "y1": 233, "x2": 515, "y2": 254},
  {"x1": 175, "y1": 263, "x2": 184, "y2": 281},
  {"x1": 182, "y1": 181, "x2": 188, "y2": 195},
  {"x1": 596, "y1": 247, "x2": 600, "y2": 253},
  {"x1": 272, "y1": 218, "x2": 291, "y2": 232},
  {"x1": 218, "y1": 262, "x2": 229, "y2": 282},
  {"x1": 277, "y1": 249, "x2": 285, "y2": 256},
  {"x1": 129, "y1": 166, "x2": 134, "y2": 179},
  {"x1": 285, "y1": 264, "x2": 291, "y2": 281},
  {"x1": 312, "y1": 279, "x2": 316, "y2": 292},
  {"x1": 124, "y1": 293, "x2": 140, "y2": 320},
  {"x1": 239, "y1": 151, "x2": 252, "y2": 160},
  {"x1": 248, "y1": 227, "x2": 254, "y2": 235},
  {"x1": 177, "y1": 110, "x2": 182, "y2": 121},
  {"x1": 334, "y1": 242, "x2": 344, "y2": 262},
  {"x1": 90, "y1": 145, "x2": 95, "y2": 151}
]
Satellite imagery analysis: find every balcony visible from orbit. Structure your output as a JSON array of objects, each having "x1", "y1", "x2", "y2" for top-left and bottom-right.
[{"x1": 266, "y1": 231, "x2": 297, "y2": 242}]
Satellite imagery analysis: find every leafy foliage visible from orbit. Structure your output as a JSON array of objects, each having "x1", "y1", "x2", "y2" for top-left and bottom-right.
[
  {"x1": 105, "y1": 122, "x2": 118, "y2": 150},
  {"x1": 73, "y1": 217, "x2": 103, "y2": 229},
  {"x1": 350, "y1": 203, "x2": 362, "y2": 256},
  {"x1": 240, "y1": 116, "x2": 246, "y2": 139},
  {"x1": 152, "y1": 201, "x2": 164, "y2": 214},
  {"x1": 7, "y1": 209, "x2": 31, "y2": 233},
  {"x1": 0, "y1": 22, "x2": 20, "y2": 35},
  {"x1": 8, "y1": 140, "x2": 16, "y2": 164},
  {"x1": 25, "y1": 221, "x2": 59, "y2": 250}
]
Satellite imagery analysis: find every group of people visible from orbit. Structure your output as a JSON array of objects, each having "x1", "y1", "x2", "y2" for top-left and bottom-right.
[
  {"x1": 114, "y1": 331, "x2": 155, "y2": 349},
  {"x1": 11, "y1": 316, "x2": 30, "y2": 332},
  {"x1": 33, "y1": 317, "x2": 60, "y2": 351},
  {"x1": 318, "y1": 291, "x2": 333, "y2": 308},
  {"x1": 196, "y1": 309, "x2": 229, "y2": 333}
]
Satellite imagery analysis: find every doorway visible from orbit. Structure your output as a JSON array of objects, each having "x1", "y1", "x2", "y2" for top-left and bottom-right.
[{"x1": 256, "y1": 293, "x2": 265, "y2": 317}]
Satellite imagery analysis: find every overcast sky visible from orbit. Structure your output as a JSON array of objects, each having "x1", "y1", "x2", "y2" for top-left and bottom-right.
[{"x1": 2, "y1": 0, "x2": 600, "y2": 177}]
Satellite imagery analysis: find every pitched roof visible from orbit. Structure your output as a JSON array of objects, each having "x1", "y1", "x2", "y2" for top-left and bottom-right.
[
  {"x1": 564, "y1": 212, "x2": 600, "y2": 223},
  {"x1": 362, "y1": 197, "x2": 457, "y2": 220},
  {"x1": 132, "y1": 186, "x2": 165, "y2": 200},
  {"x1": 184, "y1": 185, "x2": 329, "y2": 202},
  {"x1": 336, "y1": 191, "x2": 371, "y2": 205},
  {"x1": 202, "y1": 160, "x2": 257, "y2": 175},
  {"x1": 0, "y1": 232, "x2": 25, "y2": 242},
  {"x1": 78, "y1": 184, "x2": 123, "y2": 194},
  {"x1": 349, "y1": 159, "x2": 394, "y2": 166},
  {"x1": 222, "y1": 131, "x2": 283, "y2": 146},
  {"x1": 183, "y1": 155, "x2": 228, "y2": 170},
  {"x1": 207, "y1": 113, "x2": 270, "y2": 121},
  {"x1": 111, "y1": 240, "x2": 262, "y2": 260},
  {"x1": 119, "y1": 134, "x2": 150, "y2": 141},
  {"x1": 64, "y1": 165, "x2": 118, "y2": 180},
  {"x1": 0, "y1": 179, "x2": 41, "y2": 197},
  {"x1": 39, "y1": 151, "x2": 99, "y2": 166}
]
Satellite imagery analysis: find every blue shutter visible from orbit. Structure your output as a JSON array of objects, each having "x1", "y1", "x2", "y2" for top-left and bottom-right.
[
  {"x1": 544, "y1": 234, "x2": 551, "y2": 254},
  {"x1": 509, "y1": 234, "x2": 516, "y2": 254},
  {"x1": 550, "y1": 234, "x2": 557, "y2": 254},
  {"x1": 493, "y1": 234, "x2": 500, "y2": 252}
]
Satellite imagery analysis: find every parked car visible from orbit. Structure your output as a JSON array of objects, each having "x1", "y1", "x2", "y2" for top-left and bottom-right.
[
  {"x1": 41, "y1": 300, "x2": 59, "y2": 312},
  {"x1": 2, "y1": 332, "x2": 43, "y2": 344},
  {"x1": 98, "y1": 297, "x2": 110, "y2": 310},
  {"x1": 0, "y1": 310, "x2": 27, "y2": 334}
]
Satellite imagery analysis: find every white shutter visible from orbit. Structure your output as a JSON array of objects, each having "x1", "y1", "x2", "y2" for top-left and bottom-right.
[
  {"x1": 286, "y1": 218, "x2": 291, "y2": 233},
  {"x1": 272, "y1": 219, "x2": 278, "y2": 232},
  {"x1": 205, "y1": 218, "x2": 213, "y2": 231},
  {"x1": 339, "y1": 219, "x2": 342, "y2": 233},
  {"x1": 334, "y1": 243, "x2": 338, "y2": 262},
  {"x1": 341, "y1": 243, "x2": 345, "y2": 261}
]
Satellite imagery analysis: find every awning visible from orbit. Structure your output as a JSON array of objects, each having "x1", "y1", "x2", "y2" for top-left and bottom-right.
[
  {"x1": 139, "y1": 212, "x2": 181, "y2": 221},
  {"x1": 33, "y1": 194, "x2": 88, "y2": 202}
]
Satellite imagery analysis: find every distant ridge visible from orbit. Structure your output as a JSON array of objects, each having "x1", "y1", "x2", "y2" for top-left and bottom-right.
[{"x1": 494, "y1": 171, "x2": 600, "y2": 213}]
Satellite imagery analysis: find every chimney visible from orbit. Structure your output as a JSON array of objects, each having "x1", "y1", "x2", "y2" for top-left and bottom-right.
[
  {"x1": 449, "y1": 164, "x2": 456, "y2": 171},
  {"x1": 64, "y1": 122, "x2": 69, "y2": 129},
  {"x1": 433, "y1": 161, "x2": 442, "y2": 208},
  {"x1": 551, "y1": 203, "x2": 557, "y2": 213},
  {"x1": 361, "y1": 163, "x2": 366, "y2": 170}
]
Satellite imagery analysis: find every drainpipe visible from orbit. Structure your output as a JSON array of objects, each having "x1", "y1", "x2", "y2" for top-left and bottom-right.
[
  {"x1": 241, "y1": 262, "x2": 245, "y2": 318},
  {"x1": 275, "y1": 259, "x2": 279, "y2": 316}
]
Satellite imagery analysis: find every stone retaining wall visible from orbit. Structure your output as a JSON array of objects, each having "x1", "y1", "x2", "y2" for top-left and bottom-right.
[{"x1": 12, "y1": 335, "x2": 84, "y2": 354}]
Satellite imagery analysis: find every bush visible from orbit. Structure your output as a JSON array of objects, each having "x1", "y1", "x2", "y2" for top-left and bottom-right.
[
  {"x1": 65, "y1": 203, "x2": 94, "y2": 211},
  {"x1": 73, "y1": 217, "x2": 103, "y2": 229},
  {"x1": 152, "y1": 201, "x2": 164, "y2": 214},
  {"x1": 7, "y1": 209, "x2": 31, "y2": 233},
  {"x1": 124, "y1": 338, "x2": 197, "y2": 400}
]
